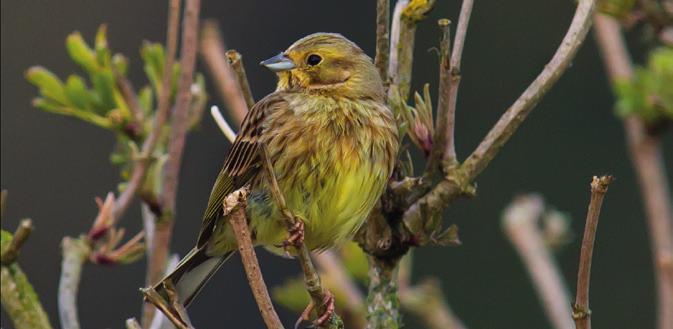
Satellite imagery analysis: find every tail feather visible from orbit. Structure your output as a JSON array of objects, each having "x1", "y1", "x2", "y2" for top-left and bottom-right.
[{"x1": 154, "y1": 247, "x2": 233, "y2": 307}]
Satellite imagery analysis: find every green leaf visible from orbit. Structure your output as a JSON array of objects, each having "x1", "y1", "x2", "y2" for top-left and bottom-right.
[
  {"x1": 64, "y1": 75, "x2": 93, "y2": 110},
  {"x1": 94, "y1": 24, "x2": 111, "y2": 68},
  {"x1": 32, "y1": 98, "x2": 68, "y2": 114},
  {"x1": 614, "y1": 47, "x2": 673, "y2": 124},
  {"x1": 66, "y1": 31, "x2": 98, "y2": 73},
  {"x1": 91, "y1": 70, "x2": 117, "y2": 113},
  {"x1": 141, "y1": 42, "x2": 165, "y2": 93},
  {"x1": 112, "y1": 54, "x2": 128, "y2": 76},
  {"x1": 138, "y1": 85, "x2": 154, "y2": 116},
  {"x1": 25, "y1": 67, "x2": 67, "y2": 105}
]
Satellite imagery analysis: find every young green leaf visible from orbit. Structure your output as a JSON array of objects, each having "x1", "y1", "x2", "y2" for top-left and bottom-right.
[
  {"x1": 25, "y1": 66, "x2": 68, "y2": 104},
  {"x1": 66, "y1": 31, "x2": 98, "y2": 73},
  {"x1": 91, "y1": 70, "x2": 117, "y2": 113},
  {"x1": 64, "y1": 74, "x2": 93, "y2": 110}
]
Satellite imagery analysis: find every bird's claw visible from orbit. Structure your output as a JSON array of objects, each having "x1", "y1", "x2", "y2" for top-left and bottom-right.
[
  {"x1": 294, "y1": 291, "x2": 335, "y2": 329},
  {"x1": 275, "y1": 218, "x2": 305, "y2": 255}
]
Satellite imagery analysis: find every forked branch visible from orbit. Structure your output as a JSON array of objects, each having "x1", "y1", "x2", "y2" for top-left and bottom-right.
[{"x1": 403, "y1": 0, "x2": 598, "y2": 227}]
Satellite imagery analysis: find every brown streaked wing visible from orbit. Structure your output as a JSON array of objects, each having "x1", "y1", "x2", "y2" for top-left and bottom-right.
[{"x1": 196, "y1": 93, "x2": 288, "y2": 247}]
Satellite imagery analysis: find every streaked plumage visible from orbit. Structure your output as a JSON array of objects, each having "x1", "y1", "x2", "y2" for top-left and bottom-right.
[{"x1": 154, "y1": 33, "x2": 398, "y2": 308}]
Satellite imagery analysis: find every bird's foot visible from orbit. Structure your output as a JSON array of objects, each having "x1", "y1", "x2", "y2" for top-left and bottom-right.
[
  {"x1": 276, "y1": 218, "x2": 305, "y2": 255},
  {"x1": 294, "y1": 291, "x2": 335, "y2": 329}
]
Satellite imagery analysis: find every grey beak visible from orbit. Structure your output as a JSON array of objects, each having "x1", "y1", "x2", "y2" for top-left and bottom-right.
[{"x1": 260, "y1": 53, "x2": 296, "y2": 72}]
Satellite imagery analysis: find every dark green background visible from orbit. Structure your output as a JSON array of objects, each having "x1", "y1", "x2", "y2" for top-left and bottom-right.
[{"x1": 2, "y1": 1, "x2": 671, "y2": 328}]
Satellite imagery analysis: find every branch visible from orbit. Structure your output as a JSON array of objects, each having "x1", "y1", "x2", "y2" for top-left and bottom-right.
[
  {"x1": 113, "y1": 0, "x2": 181, "y2": 222},
  {"x1": 374, "y1": 0, "x2": 390, "y2": 83},
  {"x1": 593, "y1": 14, "x2": 673, "y2": 329},
  {"x1": 461, "y1": 0, "x2": 596, "y2": 180},
  {"x1": 1, "y1": 265, "x2": 53, "y2": 329},
  {"x1": 141, "y1": 283, "x2": 193, "y2": 329},
  {"x1": 573, "y1": 175, "x2": 613, "y2": 329},
  {"x1": 439, "y1": 0, "x2": 474, "y2": 167},
  {"x1": 224, "y1": 188, "x2": 284, "y2": 329},
  {"x1": 388, "y1": 0, "x2": 436, "y2": 100},
  {"x1": 126, "y1": 318, "x2": 143, "y2": 329},
  {"x1": 145, "y1": 0, "x2": 200, "y2": 325},
  {"x1": 1, "y1": 219, "x2": 33, "y2": 265},
  {"x1": 200, "y1": 20, "x2": 250, "y2": 126},
  {"x1": 58, "y1": 237, "x2": 90, "y2": 329},
  {"x1": 160, "y1": 0, "x2": 200, "y2": 226},
  {"x1": 404, "y1": 0, "x2": 597, "y2": 226},
  {"x1": 365, "y1": 255, "x2": 400, "y2": 329},
  {"x1": 1, "y1": 219, "x2": 53, "y2": 329},
  {"x1": 210, "y1": 105, "x2": 237, "y2": 143},
  {"x1": 428, "y1": 18, "x2": 452, "y2": 173},
  {"x1": 502, "y1": 194, "x2": 573, "y2": 329},
  {"x1": 114, "y1": 73, "x2": 144, "y2": 134},
  {"x1": 226, "y1": 50, "x2": 255, "y2": 109},
  {"x1": 0, "y1": 189, "x2": 7, "y2": 219}
]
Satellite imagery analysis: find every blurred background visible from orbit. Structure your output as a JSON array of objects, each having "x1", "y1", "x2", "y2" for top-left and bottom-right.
[{"x1": 2, "y1": 0, "x2": 671, "y2": 328}]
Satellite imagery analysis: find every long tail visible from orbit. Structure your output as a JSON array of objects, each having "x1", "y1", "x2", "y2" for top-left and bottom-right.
[{"x1": 154, "y1": 247, "x2": 233, "y2": 307}]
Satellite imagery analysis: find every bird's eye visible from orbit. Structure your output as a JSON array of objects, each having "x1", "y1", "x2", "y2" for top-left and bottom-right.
[{"x1": 306, "y1": 54, "x2": 322, "y2": 66}]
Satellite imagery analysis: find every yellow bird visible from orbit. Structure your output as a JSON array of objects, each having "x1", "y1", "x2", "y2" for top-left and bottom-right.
[{"x1": 153, "y1": 32, "x2": 398, "y2": 321}]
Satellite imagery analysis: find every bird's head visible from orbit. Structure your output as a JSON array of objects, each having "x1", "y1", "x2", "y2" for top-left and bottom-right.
[{"x1": 260, "y1": 33, "x2": 384, "y2": 100}]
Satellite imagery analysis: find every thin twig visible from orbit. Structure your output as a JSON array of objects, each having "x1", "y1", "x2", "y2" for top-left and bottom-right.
[
  {"x1": 200, "y1": 20, "x2": 249, "y2": 126},
  {"x1": 503, "y1": 194, "x2": 573, "y2": 329},
  {"x1": 224, "y1": 188, "x2": 285, "y2": 329},
  {"x1": 210, "y1": 105, "x2": 237, "y2": 143},
  {"x1": 626, "y1": 122, "x2": 673, "y2": 329},
  {"x1": 573, "y1": 175, "x2": 613, "y2": 329},
  {"x1": 160, "y1": 0, "x2": 200, "y2": 230},
  {"x1": 429, "y1": 18, "x2": 452, "y2": 174},
  {"x1": 58, "y1": 237, "x2": 90, "y2": 329},
  {"x1": 1, "y1": 219, "x2": 33, "y2": 265},
  {"x1": 388, "y1": 0, "x2": 436, "y2": 100},
  {"x1": 462, "y1": 0, "x2": 596, "y2": 180},
  {"x1": 145, "y1": 0, "x2": 199, "y2": 325},
  {"x1": 387, "y1": 0, "x2": 406, "y2": 89},
  {"x1": 114, "y1": 0, "x2": 181, "y2": 222},
  {"x1": 593, "y1": 14, "x2": 673, "y2": 329},
  {"x1": 226, "y1": 50, "x2": 255, "y2": 109},
  {"x1": 0, "y1": 189, "x2": 7, "y2": 220},
  {"x1": 114, "y1": 73, "x2": 144, "y2": 132},
  {"x1": 141, "y1": 286, "x2": 192, "y2": 329},
  {"x1": 444, "y1": 0, "x2": 474, "y2": 164},
  {"x1": 403, "y1": 0, "x2": 598, "y2": 226},
  {"x1": 126, "y1": 318, "x2": 143, "y2": 329},
  {"x1": 374, "y1": 0, "x2": 390, "y2": 83}
]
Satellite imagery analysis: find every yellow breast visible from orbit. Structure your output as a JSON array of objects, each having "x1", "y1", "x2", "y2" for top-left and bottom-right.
[{"x1": 252, "y1": 94, "x2": 398, "y2": 251}]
